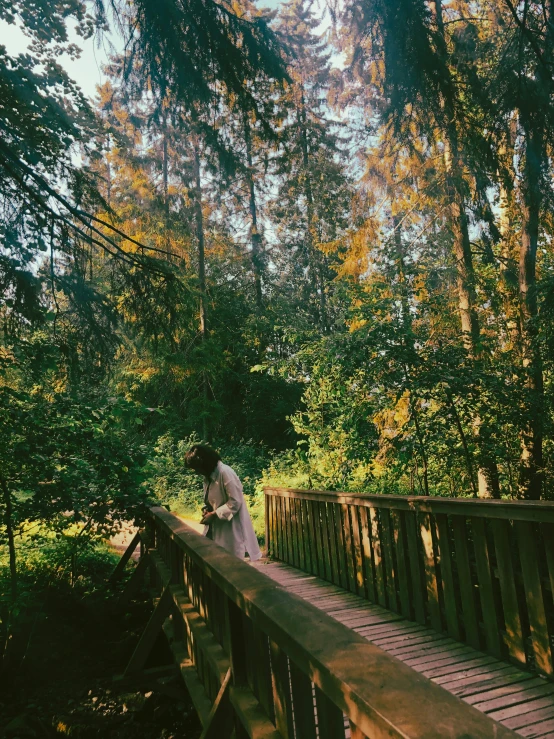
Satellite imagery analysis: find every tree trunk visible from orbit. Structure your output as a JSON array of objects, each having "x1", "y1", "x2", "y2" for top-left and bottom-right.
[
  {"x1": 514, "y1": 0, "x2": 552, "y2": 500},
  {"x1": 243, "y1": 113, "x2": 263, "y2": 309},
  {"x1": 298, "y1": 92, "x2": 328, "y2": 330},
  {"x1": 193, "y1": 142, "x2": 209, "y2": 442},
  {"x1": 498, "y1": 119, "x2": 520, "y2": 350},
  {"x1": 517, "y1": 126, "x2": 544, "y2": 499},
  {"x1": 431, "y1": 0, "x2": 500, "y2": 497},
  {"x1": 0, "y1": 473, "x2": 16, "y2": 600}
]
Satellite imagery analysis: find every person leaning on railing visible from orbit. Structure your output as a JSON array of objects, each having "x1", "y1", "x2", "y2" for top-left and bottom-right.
[{"x1": 184, "y1": 444, "x2": 262, "y2": 562}]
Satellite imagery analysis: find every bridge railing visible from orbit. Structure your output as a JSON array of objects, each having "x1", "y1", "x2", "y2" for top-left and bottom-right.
[
  {"x1": 148, "y1": 506, "x2": 515, "y2": 738},
  {"x1": 264, "y1": 488, "x2": 554, "y2": 679}
]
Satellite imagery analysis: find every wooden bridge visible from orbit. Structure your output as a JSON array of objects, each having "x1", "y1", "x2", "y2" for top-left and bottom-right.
[{"x1": 113, "y1": 488, "x2": 554, "y2": 738}]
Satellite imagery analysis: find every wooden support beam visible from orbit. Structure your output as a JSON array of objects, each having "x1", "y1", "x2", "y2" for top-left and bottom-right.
[
  {"x1": 124, "y1": 585, "x2": 173, "y2": 677},
  {"x1": 199, "y1": 668, "x2": 232, "y2": 739},
  {"x1": 110, "y1": 531, "x2": 141, "y2": 582},
  {"x1": 118, "y1": 552, "x2": 150, "y2": 608},
  {"x1": 112, "y1": 664, "x2": 179, "y2": 689}
]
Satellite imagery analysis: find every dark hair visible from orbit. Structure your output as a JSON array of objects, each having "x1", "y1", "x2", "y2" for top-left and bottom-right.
[{"x1": 184, "y1": 444, "x2": 221, "y2": 477}]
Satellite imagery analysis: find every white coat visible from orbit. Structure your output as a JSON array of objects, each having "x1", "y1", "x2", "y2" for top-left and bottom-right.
[{"x1": 202, "y1": 461, "x2": 262, "y2": 561}]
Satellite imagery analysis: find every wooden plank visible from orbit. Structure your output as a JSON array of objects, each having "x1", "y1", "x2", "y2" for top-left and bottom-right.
[
  {"x1": 419, "y1": 513, "x2": 442, "y2": 632},
  {"x1": 291, "y1": 497, "x2": 301, "y2": 569},
  {"x1": 199, "y1": 668, "x2": 232, "y2": 739},
  {"x1": 519, "y1": 715, "x2": 554, "y2": 736},
  {"x1": 290, "y1": 662, "x2": 317, "y2": 739},
  {"x1": 263, "y1": 487, "x2": 554, "y2": 524},
  {"x1": 404, "y1": 511, "x2": 426, "y2": 626},
  {"x1": 319, "y1": 499, "x2": 333, "y2": 582},
  {"x1": 302, "y1": 500, "x2": 314, "y2": 575},
  {"x1": 446, "y1": 669, "x2": 535, "y2": 697},
  {"x1": 342, "y1": 504, "x2": 357, "y2": 593},
  {"x1": 515, "y1": 521, "x2": 554, "y2": 676},
  {"x1": 305, "y1": 499, "x2": 318, "y2": 577},
  {"x1": 269, "y1": 640, "x2": 294, "y2": 739},
  {"x1": 472, "y1": 517, "x2": 503, "y2": 658},
  {"x1": 110, "y1": 531, "x2": 141, "y2": 581},
  {"x1": 541, "y1": 523, "x2": 554, "y2": 598},
  {"x1": 313, "y1": 499, "x2": 328, "y2": 579},
  {"x1": 314, "y1": 686, "x2": 345, "y2": 739},
  {"x1": 285, "y1": 497, "x2": 295, "y2": 567},
  {"x1": 379, "y1": 508, "x2": 398, "y2": 612},
  {"x1": 406, "y1": 645, "x2": 477, "y2": 669},
  {"x1": 266, "y1": 495, "x2": 273, "y2": 558},
  {"x1": 326, "y1": 502, "x2": 341, "y2": 587},
  {"x1": 451, "y1": 516, "x2": 481, "y2": 650},
  {"x1": 422, "y1": 655, "x2": 500, "y2": 680},
  {"x1": 435, "y1": 513, "x2": 461, "y2": 641},
  {"x1": 369, "y1": 507, "x2": 387, "y2": 607},
  {"x1": 390, "y1": 639, "x2": 463, "y2": 661},
  {"x1": 296, "y1": 498, "x2": 307, "y2": 571},
  {"x1": 349, "y1": 505, "x2": 365, "y2": 597},
  {"x1": 333, "y1": 503, "x2": 348, "y2": 590},
  {"x1": 118, "y1": 552, "x2": 151, "y2": 607},
  {"x1": 503, "y1": 704, "x2": 554, "y2": 730},
  {"x1": 358, "y1": 506, "x2": 376, "y2": 602},
  {"x1": 388, "y1": 636, "x2": 456, "y2": 657},
  {"x1": 483, "y1": 685, "x2": 554, "y2": 719},
  {"x1": 295, "y1": 498, "x2": 305, "y2": 570},
  {"x1": 252, "y1": 627, "x2": 274, "y2": 723},
  {"x1": 275, "y1": 496, "x2": 283, "y2": 561},
  {"x1": 349, "y1": 722, "x2": 366, "y2": 739},
  {"x1": 467, "y1": 677, "x2": 554, "y2": 709},
  {"x1": 491, "y1": 519, "x2": 526, "y2": 665},
  {"x1": 124, "y1": 585, "x2": 172, "y2": 676},
  {"x1": 433, "y1": 661, "x2": 514, "y2": 687},
  {"x1": 229, "y1": 686, "x2": 282, "y2": 739},
  {"x1": 390, "y1": 510, "x2": 411, "y2": 619}
]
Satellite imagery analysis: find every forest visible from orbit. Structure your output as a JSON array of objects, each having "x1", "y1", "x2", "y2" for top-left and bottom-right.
[{"x1": 3, "y1": 0, "x2": 554, "y2": 661}]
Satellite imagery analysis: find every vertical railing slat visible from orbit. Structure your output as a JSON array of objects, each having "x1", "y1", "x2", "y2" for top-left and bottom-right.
[
  {"x1": 515, "y1": 521, "x2": 554, "y2": 676},
  {"x1": 405, "y1": 510, "x2": 426, "y2": 625},
  {"x1": 391, "y1": 510, "x2": 411, "y2": 619},
  {"x1": 270, "y1": 640, "x2": 295, "y2": 739},
  {"x1": 315, "y1": 686, "x2": 346, "y2": 739},
  {"x1": 290, "y1": 662, "x2": 317, "y2": 739},
  {"x1": 369, "y1": 507, "x2": 387, "y2": 607},
  {"x1": 420, "y1": 513, "x2": 442, "y2": 632},
  {"x1": 333, "y1": 503, "x2": 349, "y2": 590},
  {"x1": 491, "y1": 519, "x2": 526, "y2": 665},
  {"x1": 472, "y1": 517, "x2": 503, "y2": 658},
  {"x1": 350, "y1": 505, "x2": 366, "y2": 597},
  {"x1": 380, "y1": 508, "x2": 398, "y2": 612},
  {"x1": 326, "y1": 501, "x2": 341, "y2": 587},
  {"x1": 451, "y1": 516, "x2": 481, "y2": 650},
  {"x1": 319, "y1": 499, "x2": 333, "y2": 582},
  {"x1": 435, "y1": 513, "x2": 461, "y2": 641},
  {"x1": 342, "y1": 504, "x2": 357, "y2": 593},
  {"x1": 359, "y1": 506, "x2": 376, "y2": 602}
]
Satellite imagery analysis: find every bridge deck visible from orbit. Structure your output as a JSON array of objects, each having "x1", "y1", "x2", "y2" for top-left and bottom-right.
[{"x1": 252, "y1": 559, "x2": 554, "y2": 738}]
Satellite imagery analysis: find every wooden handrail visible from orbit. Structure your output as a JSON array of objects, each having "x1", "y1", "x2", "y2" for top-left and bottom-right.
[
  {"x1": 264, "y1": 487, "x2": 554, "y2": 680},
  {"x1": 265, "y1": 486, "x2": 554, "y2": 522},
  {"x1": 148, "y1": 506, "x2": 516, "y2": 738}
]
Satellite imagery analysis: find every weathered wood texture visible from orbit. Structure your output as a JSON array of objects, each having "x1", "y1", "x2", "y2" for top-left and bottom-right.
[
  {"x1": 148, "y1": 506, "x2": 516, "y2": 739},
  {"x1": 265, "y1": 487, "x2": 554, "y2": 680},
  {"x1": 254, "y1": 560, "x2": 554, "y2": 739}
]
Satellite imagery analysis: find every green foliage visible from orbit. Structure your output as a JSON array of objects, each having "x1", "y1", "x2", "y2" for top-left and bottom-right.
[{"x1": 146, "y1": 433, "x2": 272, "y2": 525}]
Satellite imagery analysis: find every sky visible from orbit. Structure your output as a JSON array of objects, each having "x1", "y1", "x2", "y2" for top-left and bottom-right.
[
  {"x1": 0, "y1": 0, "x2": 330, "y2": 103},
  {"x1": 0, "y1": 18, "x2": 118, "y2": 101}
]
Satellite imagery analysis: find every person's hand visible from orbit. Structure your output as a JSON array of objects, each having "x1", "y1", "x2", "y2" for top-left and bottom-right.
[{"x1": 200, "y1": 511, "x2": 217, "y2": 525}]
